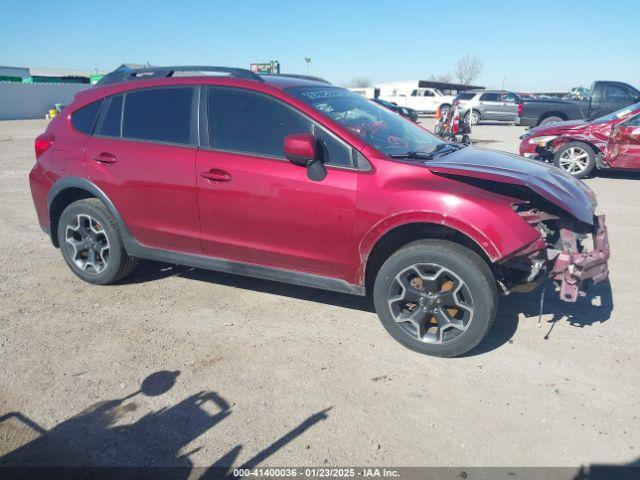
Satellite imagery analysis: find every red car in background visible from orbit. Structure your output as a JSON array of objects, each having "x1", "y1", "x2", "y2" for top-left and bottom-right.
[{"x1": 519, "y1": 102, "x2": 640, "y2": 178}]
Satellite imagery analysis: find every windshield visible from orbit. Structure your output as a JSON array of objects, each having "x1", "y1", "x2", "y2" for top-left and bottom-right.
[
  {"x1": 591, "y1": 102, "x2": 640, "y2": 124},
  {"x1": 288, "y1": 86, "x2": 443, "y2": 155}
]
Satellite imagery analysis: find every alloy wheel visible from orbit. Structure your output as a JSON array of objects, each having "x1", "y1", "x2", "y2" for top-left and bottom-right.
[
  {"x1": 65, "y1": 214, "x2": 110, "y2": 274},
  {"x1": 387, "y1": 263, "x2": 474, "y2": 344},
  {"x1": 558, "y1": 147, "x2": 589, "y2": 175}
]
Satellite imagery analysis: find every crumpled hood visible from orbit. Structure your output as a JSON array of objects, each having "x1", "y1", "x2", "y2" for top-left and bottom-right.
[
  {"x1": 525, "y1": 119, "x2": 589, "y2": 137},
  {"x1": 426, "y1": 147, "x2": 597, "y2": 225}
]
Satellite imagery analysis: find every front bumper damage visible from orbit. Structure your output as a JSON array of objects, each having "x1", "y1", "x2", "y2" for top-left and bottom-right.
[
  {"x1": 499, "y1": 211, "x2": 610, "y2": 302},
  {"x1": 550, "y1": 214, "x2": 610, "y2": 302}
]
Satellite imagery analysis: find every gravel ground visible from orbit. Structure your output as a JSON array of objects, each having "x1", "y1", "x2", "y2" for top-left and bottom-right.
[{"x1": 0, "y1": 119, "x2": 638, "y2": 473}]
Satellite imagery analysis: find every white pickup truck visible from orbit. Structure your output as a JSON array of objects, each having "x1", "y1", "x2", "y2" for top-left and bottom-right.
[{"x1": 379, "y1": 87, "x2": 454, "y2": 116}]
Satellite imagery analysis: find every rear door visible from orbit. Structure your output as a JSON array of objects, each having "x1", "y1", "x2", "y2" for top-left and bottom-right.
[
  {"x1": 606, "y1": 113, "x2": 640, "y2": 169},
  {"x1": 85, "y1": 86, "x2": 201, "y2": 252},
  {"x1": 195, "y1": 86, "x2": 358, "y2": 277},
  {"x1": 478, "y1": 92, "x2": 502, "y2": 120}
]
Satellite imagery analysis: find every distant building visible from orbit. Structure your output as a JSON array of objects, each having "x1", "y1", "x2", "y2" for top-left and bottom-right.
[{"x1": 0, "y1": 65, "x2": 108, "y2": 84}]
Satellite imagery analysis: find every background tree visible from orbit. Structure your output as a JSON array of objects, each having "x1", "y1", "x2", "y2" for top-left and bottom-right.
[
  {"x1": 350, "y1": 76, "x2": 373, "y2": 88},
  {"x1": 454, "y1": 55, "x2": 483, "y2": 85}
]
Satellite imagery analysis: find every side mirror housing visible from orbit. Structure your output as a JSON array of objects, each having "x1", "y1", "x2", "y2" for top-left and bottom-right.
[
  {"x1": 284, "y1": 133, "x2": 316, "y2": 166},
  {"x1": 283, "y1": 133, "x2": 327, "y2": 182}
]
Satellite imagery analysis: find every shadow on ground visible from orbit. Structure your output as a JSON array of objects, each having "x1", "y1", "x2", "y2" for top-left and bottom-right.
[
  {"x1": 0, "y1": 370, "x2": 331, "y2": 478},
  {"x1": 120, "y1": 261, "x2": 614, "y2": 357},
  {"x1": 465, "y1": 278, "x2": 614, "y2": 356}
]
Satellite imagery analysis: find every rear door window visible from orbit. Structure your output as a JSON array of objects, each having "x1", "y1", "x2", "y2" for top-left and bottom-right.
[
  {"x1": 480, "y1": 93, "x2": 499, "y2": 102},
  {"x1": 122, "y1": 87, "x2": 194, "y2": 144},
  {"x1": 97, "y1": 95, "x2": 123, "y2": 137},
  {"x1": 71, "y1": 99, "x2": 103, "y2": 134}
]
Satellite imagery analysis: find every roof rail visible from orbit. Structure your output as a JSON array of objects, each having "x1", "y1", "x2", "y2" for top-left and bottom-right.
[
  {"x1": 265, "y1": 73, "x2": 332, "y2": 85},
  {"x1": 96, "y1": 66, "x2": 265, "y2": 86}
]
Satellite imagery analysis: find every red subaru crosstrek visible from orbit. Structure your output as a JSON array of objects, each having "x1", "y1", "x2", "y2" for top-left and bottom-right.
[{"x1": 29, "y1": 66, "x2": 610, "y2": 357}]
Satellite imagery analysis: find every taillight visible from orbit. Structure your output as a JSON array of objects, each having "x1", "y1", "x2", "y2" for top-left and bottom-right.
[
  {"x1": 34, "y1": 133, "x2": 54, "y2": 159},
  {"x1": 518, "y1": 102, "x2": 524, "y2": 116}
]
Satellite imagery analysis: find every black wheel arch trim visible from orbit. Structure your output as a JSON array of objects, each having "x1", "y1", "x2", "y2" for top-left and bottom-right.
[
  {"x1": 47, "y1": 176, "x2": 135, "y2": 245},
  {"x1": 46, "y1": 176, "x2": 365, "y2": 296}
]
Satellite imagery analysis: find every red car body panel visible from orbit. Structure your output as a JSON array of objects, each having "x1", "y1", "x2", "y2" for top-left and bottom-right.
[
  {"x1": 29, "y1": 74, "x2": 610, "y2": 301},
  {"x1": 85, "y1": 136, "x2": 201, "y2": 252}
]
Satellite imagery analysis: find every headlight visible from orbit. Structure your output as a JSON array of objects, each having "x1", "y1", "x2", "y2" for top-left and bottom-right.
[{"x1": 528, "y1": 135, "x2": 558, "y2": 146}]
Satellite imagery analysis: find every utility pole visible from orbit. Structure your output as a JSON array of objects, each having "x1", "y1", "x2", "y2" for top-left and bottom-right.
[{"x1": 304, "y1": 57, "x2": 312, "y2": 75}]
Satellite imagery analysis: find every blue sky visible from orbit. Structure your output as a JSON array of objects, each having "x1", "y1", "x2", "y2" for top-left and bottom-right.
[{"x1": 1, "y1": 0, "x2": 638, "y2": 91}]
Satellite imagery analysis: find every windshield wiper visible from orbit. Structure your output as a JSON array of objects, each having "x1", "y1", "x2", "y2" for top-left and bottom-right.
[{"x1": 387, "y1": 143, "x2": 463, "y2": 160}]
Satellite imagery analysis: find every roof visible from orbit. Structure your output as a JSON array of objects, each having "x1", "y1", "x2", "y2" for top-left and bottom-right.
[{"x1": 96, "y1": 66, "x2": 331, "y2": 88}]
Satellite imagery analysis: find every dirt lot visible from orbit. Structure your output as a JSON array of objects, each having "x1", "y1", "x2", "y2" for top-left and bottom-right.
[{"x1": 1, "y1": 119, "x2": 638, "y2": 472}]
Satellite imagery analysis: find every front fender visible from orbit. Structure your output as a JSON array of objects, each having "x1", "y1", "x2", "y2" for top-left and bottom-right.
[{"x1": 357, "y1": 198, "x2": 541, "y2": 283}]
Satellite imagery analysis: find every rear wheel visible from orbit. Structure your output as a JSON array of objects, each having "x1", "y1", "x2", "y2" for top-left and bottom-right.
[
  {"x1": 373, "y1": 240, "x2": 498, "y2": 357},
  {"x1": 57, "y1": 198, "x2": 137, "y2": 284},
  {"x1": 539, "y1": 115, "x2": 564, "y2": 125},
  {"x1": 553, "y1": 141, "x2": 595, "y2": 178},
  {"x1": 439, "y1": 104, "x2": 451, "y2": 118},
  {"x1": 465, "y1": 110, "x2": 481, "y2": 125}
]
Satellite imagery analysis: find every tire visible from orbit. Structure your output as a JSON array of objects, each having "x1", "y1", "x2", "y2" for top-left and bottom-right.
[
  {"x1": 57, "y1": 198, "x2": 137, "y2": 284},
  {"x1": 553, "y1": 141, "x2": 596, "y2": 178},
  {"x1": 373, "y1": 239, "x2": 498, "y2": 358},
  {"x1": 539, "y1": 115, "x2": 564, "y2": 125},
  {"x1": 439, "y1": 104, "x2": 451, "y2": 117},
  {"x1": 465, "y1": 110, "x2": 481, "y2": 125}
]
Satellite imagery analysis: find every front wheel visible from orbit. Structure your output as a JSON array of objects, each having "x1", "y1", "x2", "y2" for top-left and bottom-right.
[
  {"x1": 553, "y1": 141, "x2": 595, "y2": 178},
  {"x1": 373, "y1": 240, "x2": 498, "y2": 357}
]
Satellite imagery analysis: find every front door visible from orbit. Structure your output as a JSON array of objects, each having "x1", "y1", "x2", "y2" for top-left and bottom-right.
[
  {"x1": 196, "y1": 86, "x2": 358, "y2": 277},
  {"x1": 85, "y1": 86, "x2": 201, "y2": 252},
  {"x1": 606, "y1": 114, "x2": 640, "y2": 169}
]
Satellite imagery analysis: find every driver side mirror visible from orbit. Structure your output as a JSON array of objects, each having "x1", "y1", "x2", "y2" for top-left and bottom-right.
[{"x1": 284, "y1": 133, "x2": 327, "y2": 182}]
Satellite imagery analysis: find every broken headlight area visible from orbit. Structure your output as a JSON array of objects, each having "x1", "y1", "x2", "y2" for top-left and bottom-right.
[{"x1": 497, "y1": 208, "x2": 610, "y2": 302}]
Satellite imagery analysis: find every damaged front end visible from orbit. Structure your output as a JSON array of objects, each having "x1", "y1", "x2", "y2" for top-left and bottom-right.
[
  {"x1": 425, "y1": 146, "x2": 611, "y2": 302},
  {"x1": 498, "y1": 208, "x2": 610, "y2": 302}
]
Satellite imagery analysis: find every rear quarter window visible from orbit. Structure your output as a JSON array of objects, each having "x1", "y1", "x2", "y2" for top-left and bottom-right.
[
  {"x1": 71, "y1": 99, "x2": 103, "y2": 134},
  {"x1": 97, "y1": 95, "x2": 123, "y2": 137}
]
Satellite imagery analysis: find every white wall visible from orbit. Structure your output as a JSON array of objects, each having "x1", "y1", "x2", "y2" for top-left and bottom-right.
[{"x1": 0, "y1": 82, "x2": 90, "y2": 120}]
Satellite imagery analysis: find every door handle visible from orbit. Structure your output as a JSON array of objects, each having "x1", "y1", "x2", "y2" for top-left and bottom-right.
[
  {"x1": 200, "y1": 169, "x2": 232, "y2": 182},
  {"x1": 93, "y1": 152, "x2": 117, "y2": 164}
]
